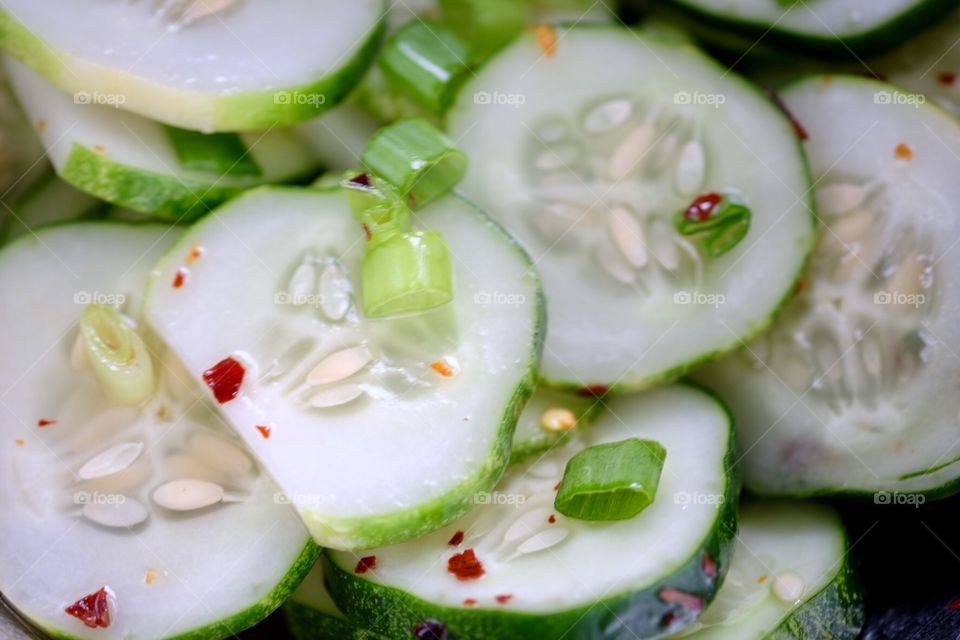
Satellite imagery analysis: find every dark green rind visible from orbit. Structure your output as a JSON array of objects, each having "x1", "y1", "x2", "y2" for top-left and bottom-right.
[
  {"x1": 283, "y1": 600, "x2": 384, "y2": 640},
  {"x1": 324, "y1": 382, "x2": 740, "y2": 640},
  {"x1": 0, "y1": 7, "x2": 385, "y2": 132},
  {"x1": 164, "y1": 127, "x2": 262, "y2": 178},
  {"x1": 666, "y1": 0, "x2": 960, "y2": 58},
  {"x1": 767, "y1": 537, "x2": 864, "y2": 640},
  {"x1": 28, "y1": 542, "x2": 320, "y2": 640},
  {"x1": 143, "y1": 185, "x2": 545, "y2": 549}
]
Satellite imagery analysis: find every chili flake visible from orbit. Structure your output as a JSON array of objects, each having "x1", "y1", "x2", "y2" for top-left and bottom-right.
[
  {"x1": 448, "y1": 530, "x2": 465, "y2": 546},
  {"x1": 37, "y1": 419, "x2": 56, "y2": 427},
  {"x1": 534, "y1": 25, "x2": 557, "y2": 57},
  {"x1": 349, "y1": 172, "x2": 371, "y2": 187},
  {"x1": 463, "y1": 598, "x2": 477, "y2": 607},
  {"x1": 93, "y1": 145, "x2": 106, "y2": 154},
  {"x1": 448, "y1": 549, "x2": 485, "y2": 581},
  {"x1": 684, "y1": 193, "x2": 724, "y2": 222},
  {"x1": 895, "y1": 143, "x2": 914, "y2": 161},
  {"x1": 758, "y1": 575, "x2": 768, "y2": 585},
  {"x1": 431, "y1": 360, "x2": 457, "y2": 377},
  {"x1": 938, "y1": 71, "x2": 957, "y2": 87},
  {"x1": 145, "y1": 568, "x2": 158, "y2": 584},
  {"x1": 65, "y1": 587, "x2": 111, "y2": 629},
  {"x1": 548, "y1": 515, "x2": 557, "y2": 524},
  {"x1": 576, "y1": 385, "x2": 608, "y2": 398},
  {"x1": 702, "y1": 551, "x2": 717, "y2": 578},
  {"x1": 495, "y1": 594, "x2": 513, "y2": 604},
  {"x1": 355, "y1": 555, "x2": 377, "y2": 574},
  {"x1": 172, "y1": 267, "x2": 189, "y2": 289},
  {"x1": 202, "y1": 357, "x2": 245, "y2": 404},
  {"x1": 256, "y1": 425, "x2": 271, "y2": 439},
  {"x1": 657, "y1": 587, "x2": 704, "y2": 613},
  {"x1": 186, "y1": 245, "x2": 205, "y2": 265}
]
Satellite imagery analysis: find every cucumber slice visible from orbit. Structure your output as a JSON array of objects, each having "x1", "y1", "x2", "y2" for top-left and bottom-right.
[
  {"x1": 697, "y1": 75, "x2": 960, "y2": 498},
  {"x1": 144, "y1": 186, "x2": 544, "y2": 549},
  {"x1": 0, "y1": 223, "x2": 317, "y2": 639},
  {"x1": 0, "y1": 0, "x2": 383, "y2": 132},
  {"x1": 666, "y1": 0, "x2": 959, "y2": 57},
  {"x1": 672, "y1": 501, "x2": 863, "y2": 639},
  {"x1": 4, "y1": 59, "x2": 318, "y2": 220},
  {"x1": 510, "y1": 386, "x2": 598, "y2": 464},
  {"x1": 447, "y1": 26, "x2": 814, "y2": 391},
  {"x1": 324, "y1": 384, "x2": 737, "y2": 639},
  {"x1": 0, "y1": 173, "x2": 105, "y2": 244},
  {"x1": 297, "y1": 106, "x2": 383, "y2": 173},
  {"x1": 284, "y1": 565, "x2": 382, "y2": 640}
]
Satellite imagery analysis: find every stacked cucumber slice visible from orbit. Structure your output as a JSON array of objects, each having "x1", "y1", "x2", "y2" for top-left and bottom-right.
[{"x1": 14, "y1": 0, "x2": 960, "y2": 638}]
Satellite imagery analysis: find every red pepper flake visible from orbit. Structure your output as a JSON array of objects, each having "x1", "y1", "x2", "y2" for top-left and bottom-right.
[
  {"x1": 576, "y1": 385, "x2": 608, "y2": 398},
  {"x1": 553, "y1": 481, "x2": 561, "y2": 492},
  {"x1": 413, "y1": 620, "x2": 448, "y2": 640},
  {"x1": 37, "y1": 419, "x2": 56, "y2": 428},
  {"x1": 448, "y1": 530, "x2": 465, "y2": 546},
  {"x1": 447, "y1": 548, "x2": 485, "y2": 581},
  {"x1": 938, "y1": 71, "x2": 957, "y2": 87},
  {"x1": 684, "y1": 193, "x2": 724, "y2": 222},
  {"x1": 766, "y1": 89, "x2": 809, "y2": 141},
  {"x1": 172, "y1": 267, "x2": 189, "y2": 289},
  {"x1": 895, "y1": 142, "x2": 914, "y2": 161},
  {"x1": 93, "y1": 145, "x2": 105, "y2": 154},
  {"x1": 758, "y1": 574, "x2": 768, "y2": 585},
  {"x1": 186, "y1": 245, "x2": 205, "y2": 265},
  {"x1": 463, "y1": 598, "x2": 477, "y2": 607},
  {"x1": 65, "y1": 587, "x2": 111, "y2": 629},
  {"x1": 658, "y1": 587, "x2": 704, "y2": 613},
  {"x1": 256, "y1": 425, "x2": 271, "y2": 439},
  {"x1": 145, "y1": 568, "x2": 158, "y2": 584},
  {"x1": 431, "y1": 360, "x2": 456, "y2": 377},
  {"x1": 702, "y1": 551, "x2": 717, "y2": 578},
  {"x1": 548, "y1": 515, "x2": 557, "y2": 524},
  {"x1": 948, "y1": 598, "x2": 960, "y2": 611},
  {"x1": 495, "y1": 594, "x2": 513, "y2": 604},
  {"x1": 355, "y1": 555, "x2": 377, "y2": 574},
  {"x1": 202, "y1": 357, "x2": 246, "y2": 404},
  {"x1": 349, "y1": 172, "x2": 371, "y2": 187},
  {"x1": 534, "y1": 25, "x2": 557, "y2": 57}
]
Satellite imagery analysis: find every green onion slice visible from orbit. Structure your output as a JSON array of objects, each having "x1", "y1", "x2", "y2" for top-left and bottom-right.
[
  {"x1": 674, "y1": 193, "x2": 752, "y2": 258},
  {"x1": 361, "y1": 231, "x2": 454, "y2": 318},
  {"x1": 439, "y1": 0, "x2": 526, "y2": 63},
  {"x1": 362, "y1": 118, "x2": 468, "y2": 209},
  {"x1": 79, "y1": 304, "x2": 156, "y2": 405},
  {"x1": 340, "y1": 172, "x2": 412, "y2": 245},
  {"x1": 164, "y1": 126, "x2": 261, "y2": 177},
  {"x1": 554, "y1": 438, "x2": 666, "y2": 521},
  {"x1": 378, "y1": 19, "x2": 470, "y2": 115}
]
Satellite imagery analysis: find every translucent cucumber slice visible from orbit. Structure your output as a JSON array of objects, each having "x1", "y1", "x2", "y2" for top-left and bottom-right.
[
  {"x1": 144, "y1": 186, "x2": 544, "y2": 550},
  {"x1": 0, "y1": 223, "x2": 316, "y2": 639},
  {"x1": 672, "y1": 501, "x2": 863, "y2": 640},
  {"x1": 667, "y1": 0, "x2": 959, "y2": 57},
  {"x1": 447, "y1": 26, "x2": 814, "y2": 391},
  {"x1": 297, "y1": 106, "x2": 382, "y2": 173},
  {"x1": 325, "y1": 384, "x2": 737, "y2": 639},
  {"x1": 698, "y1": 75, "x2": 960, "y2": 498},
  {"x1": 0, "y1": 173, "x2": 105, "y2": 244},
  {"x1": 0, "y1": 0, "x2": 384, "y2": 132},
  {"x1": 4, "y1": 59, "x2": 318, "y2": 221}
]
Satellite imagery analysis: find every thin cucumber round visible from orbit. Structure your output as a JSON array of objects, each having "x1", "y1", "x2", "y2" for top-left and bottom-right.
[
  {"x1": 666, "y1": 0, "x2": 960, "y2": 57},
  {"x1": 698, "y1": 75, "x2": 960, "y2": 498},
  {"x1": 671, "y1": 501, "x2": 863, "y2": 640},
  {"x1": 0, "y1": 0, "x2": 384, "y2": 132},
  {"x1": 325, "y1": 384, "x2": 737, "y2": 640},
  {"x1": 144, "y1": 186, "x2": 544, "y2": 550},
  {"x1": 4, "y1": 59, "x2": 318, "y2": 221},
  {"x1": 447, "y1": 25, "x2": 814, "y2": 391},
  {"x1": 0, "y1": 223, "x2": 317, "y2": 639},
  {"x1": 0, "y1": 173, "x2": 105, "y2": 244}
]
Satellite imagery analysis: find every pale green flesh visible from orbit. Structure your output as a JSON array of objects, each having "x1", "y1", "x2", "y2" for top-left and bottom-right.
[
  {"x1": 0, "y1": 224, "x2": 315, "y2": 639},
  {"x1": 329, "y1": 385, "x2": 730, "y2": 614},
  {"x1": 4, "y1": 59, "x2": 318, "y2": 218},
  {"x1": 0, "y1": 0, "x2": 384, "y2": 131},
  {"x1": 447, "y1": 27, "x2": 814, "y2": 390},
  {"x1": 698, "y1": 76, "x2": 960, "y2": 496},
  {"x1": 296, "y1": 106, "x2": 382, "y2": 173},
  {"x1": 144, "y1": 186, "x2": 543, "y2": 550},
  {"x1": 1, "y1": 174, "x2": 104, "y2": 243},
  {"x1": 671, "y1": 502, "x2": 854, "y2": 639}
]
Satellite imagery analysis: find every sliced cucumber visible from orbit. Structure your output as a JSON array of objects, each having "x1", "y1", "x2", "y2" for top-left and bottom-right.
[
  {"x1": 447, "y1": 26, "x2": 814, "y2": 391},
  {"x1": 144, "y1": 186, "x2": 544, "y2": 549},
  {"x1": 297, "y1": 106, "x2": 383, "y2": 173},
  {"x1": 324, "y1": 384, "x2": 737, "y2": 639},
  {"x1": 667, "y1": 0, "x2": 960, "y2": 57},
  {"x1": 4, "y1": 59, "x2": 318, "y2": 220},
  {"x1": 672, "y1": 501, "x2": 863, "y2": 639},
  {"x1": 510, "y1": 385, "x2": 599, "y2": 464},
  {"x1": 698, "y1": 75, "x2": 960, "y2": 498},
  {"x1": 0, "y1": 223, "x2": 317, "y2": 639},
  {"x1": 284, "y1": 565, "x2": 382, "y2": 640},
  {"x1": 0, "y1": 173, "x2": 105, "y2": 244},
  {"x1": 0, "y1": 0, "x2": 383, "y2": 132}
]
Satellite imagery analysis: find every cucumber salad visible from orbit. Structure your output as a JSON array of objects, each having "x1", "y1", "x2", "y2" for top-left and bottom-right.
[{"x1": 6, "y1": 0, "x2": 960, "y2": 638}]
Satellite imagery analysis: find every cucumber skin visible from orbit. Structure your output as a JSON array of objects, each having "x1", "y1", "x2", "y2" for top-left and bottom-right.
[
  {"x1": 0, "y1": 6, "x2": 384, "y2": 132},
  {"x1": 283, "y1": 600, "x2": 384, "y2": 640},
  {"x1": 323, "y1": 383, "x2": 739, "y2": 640},
  {"x1": 666, "y1": 0, "x2": 960, "y2": 58}
]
